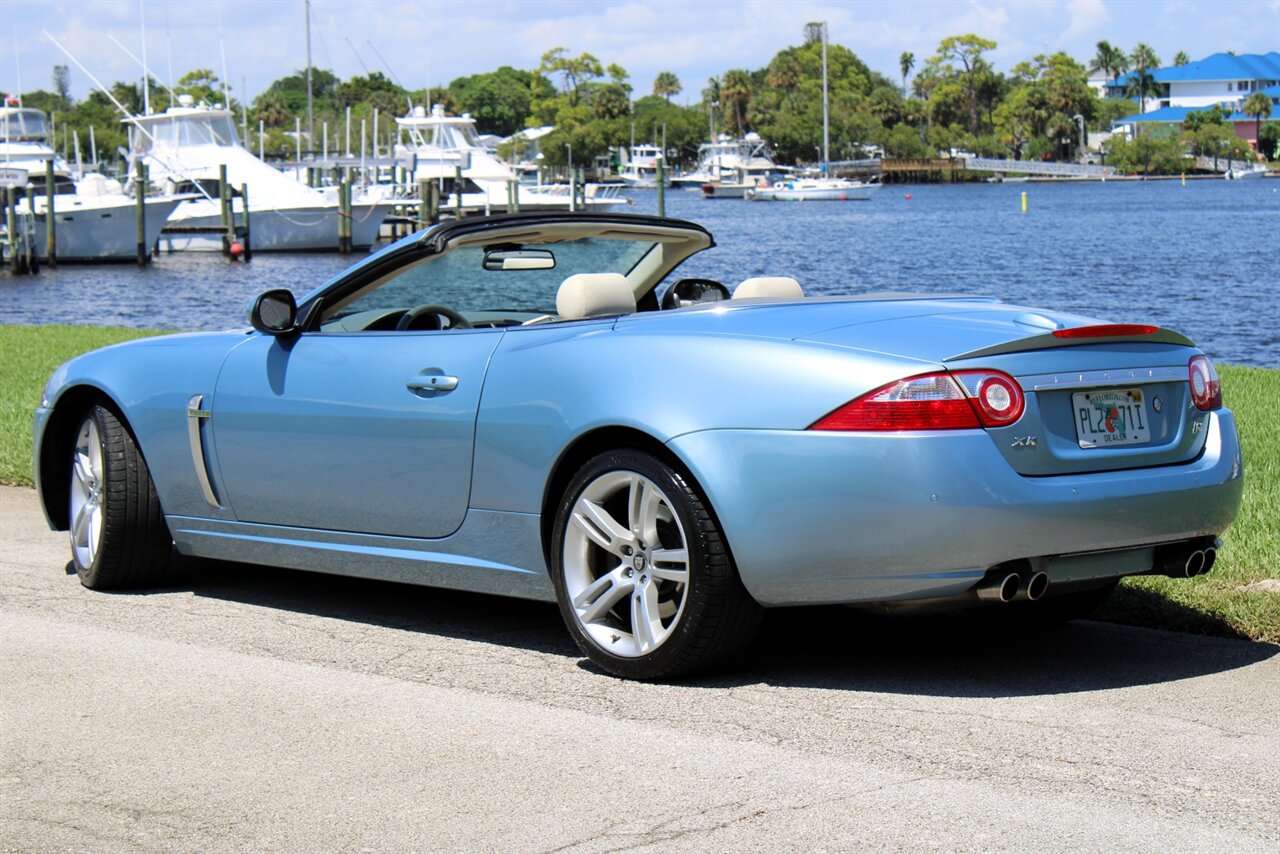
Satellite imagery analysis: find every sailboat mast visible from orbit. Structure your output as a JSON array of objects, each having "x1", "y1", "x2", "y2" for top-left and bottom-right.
[
  {"x1": 821, "y1": 21, "x2": 829, "y2": 174},
  {"x1": 305, "y1": 0, "x2": 314, "y2": 146}
]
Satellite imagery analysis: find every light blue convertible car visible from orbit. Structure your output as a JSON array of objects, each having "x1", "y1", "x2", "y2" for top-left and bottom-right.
[{"x1": 34, "y1": 212, "x2": 1243, "y2": 679}]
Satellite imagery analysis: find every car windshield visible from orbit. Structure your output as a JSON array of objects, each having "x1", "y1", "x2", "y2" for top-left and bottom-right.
[{"x1": 320, "y1": 235, "x2": 657, "y2": 331}]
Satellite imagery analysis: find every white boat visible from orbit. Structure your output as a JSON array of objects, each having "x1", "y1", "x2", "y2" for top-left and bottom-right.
[
  {"x1": 672, "y1": 133, "x2": 777, "y2": 188},
  {"x1": 126, "y1": 98, "x2": 395, "y2": 252},
  {"x1": 750, "y1": 177, "x2": 881, "y2": 201},
  {"x1": 619, "y1": 144, "x2": 670, "y2": 188},
  {"x1": 699, "y1": 180, "x2": 755, "y2": 199},
  {"x1": 1, "y1": 105, "x2": 182, "y2": 261},
  {"x1": 394, "y1": 105, "x2": 626, "y2": 211}
]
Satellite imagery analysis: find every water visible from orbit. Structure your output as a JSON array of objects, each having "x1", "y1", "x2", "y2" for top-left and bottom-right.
[{"x1": 2, "y1": 179, "x2": 1277, "y2": 367}]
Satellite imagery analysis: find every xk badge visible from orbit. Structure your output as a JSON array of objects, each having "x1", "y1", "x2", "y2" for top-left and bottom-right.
[{"x1": 1011, "y1": 436, "x2": 1038, "y2": 448}]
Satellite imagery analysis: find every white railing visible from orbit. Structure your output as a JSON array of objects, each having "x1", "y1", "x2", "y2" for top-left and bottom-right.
[{"x1": 963, "y1": 158, "x2": 1118, "y2": 178}]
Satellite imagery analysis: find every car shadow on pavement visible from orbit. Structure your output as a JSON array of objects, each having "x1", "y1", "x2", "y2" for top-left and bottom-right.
[
  {"x1": 701, "y1": 605, "x2": 1278, "y2": 697},
  {"x1": 163, "y1": 557, "x2": 1275, "y2": 698}
]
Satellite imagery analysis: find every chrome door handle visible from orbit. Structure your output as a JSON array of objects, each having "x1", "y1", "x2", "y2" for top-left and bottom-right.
[{"x1": 406, "y1": 374, "x2": 458, "y2": 392}]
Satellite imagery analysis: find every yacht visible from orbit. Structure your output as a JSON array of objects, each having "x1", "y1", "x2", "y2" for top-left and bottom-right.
[
  {"x1": 672, "y1": 133, "x2": 778, "y2": 188},
  {"x1": 126, "y1": 97, "x2": 395, "y2": 252},
  {"x1": 393, "y1": 105, "x2": 625, "y2": 210},
  {"x1": 749, "y1": 176, "x2": 880, "y2": 201},
  {"x1": 618, "y1": 144, "x2": 669, "y2": 188},
  {"x1": 1, "y1": 105, "x2": 181, "y2": 261}
]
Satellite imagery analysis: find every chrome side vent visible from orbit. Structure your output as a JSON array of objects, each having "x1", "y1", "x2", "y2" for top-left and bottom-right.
[{"x1": 186, "y1": 395, "x2": 221, "y2": 509}]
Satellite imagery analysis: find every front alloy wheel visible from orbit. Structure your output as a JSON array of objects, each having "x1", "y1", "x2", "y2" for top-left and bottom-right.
[{"x1": 551, "y1": 449, "x2": 760, "y2": 680}]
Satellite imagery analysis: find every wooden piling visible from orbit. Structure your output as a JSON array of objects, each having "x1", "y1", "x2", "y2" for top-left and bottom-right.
[
  {"x1": 338, "y1": 171, "x2": 352, "y2": 254},
  {"x1": 569, "y1": 168, "x2": 578, "y2": 213},
  {"x1": 5, "y1": 186, "x2": 17, "y2": 274},
  {"x1": 656, "y1": 157, "x2": 665, "y2": 217},
  {"x1": 240, "y1": 183, "x2": 252, "y2": 261},
  {"x1": 135, "y1": 159, "x2": 149, "y2": 267},
  {"x1": 44, "y1": 160, "x2": 56, "y2": 266},
  {"x1": 418, "y1": 180, "x2": 429, "y2": 229},
  {"x1": 219, "y1": 164, "x2": 232, "y2": 256},
  {"x1": 453, "y1": 167, "x2": 464, "y2": 219}
]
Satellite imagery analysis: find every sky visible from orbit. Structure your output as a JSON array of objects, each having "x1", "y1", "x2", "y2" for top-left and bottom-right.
[{"x1": 2, "y1": 0, "x2": 1278, "y2": 107}]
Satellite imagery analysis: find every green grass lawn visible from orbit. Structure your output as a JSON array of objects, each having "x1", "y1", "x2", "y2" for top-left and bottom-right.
[{"x1": 1, "y1": 324, "x2": 1276, "y2": 642}]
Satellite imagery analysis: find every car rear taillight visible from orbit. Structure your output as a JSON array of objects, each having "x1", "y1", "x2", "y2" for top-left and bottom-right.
[
  {"x1": 810, "y1": 370, "x2": 1024, "y2": 431},
  {"x1": 1052, "y1": 324, "x2": 1160, "y2": 339},
  {"x1": 952, "y1": 371, "x2": 1026, "y2": 427},
  {"x1": 1188, "y1": 355, "x2": 1222, "y2": 411}
]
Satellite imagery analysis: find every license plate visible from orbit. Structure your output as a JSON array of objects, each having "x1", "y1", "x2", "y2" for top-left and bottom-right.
[{"x1": 1073, "y1": 388, "x2": 1151, "y2": 448}]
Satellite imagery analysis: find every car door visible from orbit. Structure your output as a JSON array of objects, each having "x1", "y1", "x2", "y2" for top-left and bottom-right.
[{"x1": 210, "y1": 327, "x2": 502, "y2": 539}]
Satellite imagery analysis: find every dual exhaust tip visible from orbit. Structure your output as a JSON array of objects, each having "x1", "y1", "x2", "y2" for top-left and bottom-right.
[
  {"x1": 1155, "y1": 540, "x2": 1219, "y2": 579},
  {"x1": 976, "y1": 567, "x2": 1049, "y2": 604}
]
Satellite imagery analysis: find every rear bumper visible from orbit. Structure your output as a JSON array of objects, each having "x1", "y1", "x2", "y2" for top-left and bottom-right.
[{"x1": 667, "y1": 410, "x2": 1243, "y2": 606}]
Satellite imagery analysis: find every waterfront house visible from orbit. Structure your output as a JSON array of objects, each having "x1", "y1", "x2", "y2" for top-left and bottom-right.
[{"x1": 1107, "y1": 53, "x2": 1280, "y2": 152}]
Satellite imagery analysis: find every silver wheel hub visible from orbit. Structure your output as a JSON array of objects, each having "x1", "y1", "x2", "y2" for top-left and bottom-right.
[
  {"x1": 69, "y1": 417, "x2": 105, "y2": 570},
  {"x1": 563, "y1": 470, "x2": 690, "y2": 658}
]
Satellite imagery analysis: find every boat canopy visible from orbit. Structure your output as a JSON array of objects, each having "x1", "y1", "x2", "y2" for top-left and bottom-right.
[
  {"x1": 0, "y1": 108, "x2": 50, "y2": 142},
  {"x1": 127, "y1": 107, "x2": 240, "y2": 153}
]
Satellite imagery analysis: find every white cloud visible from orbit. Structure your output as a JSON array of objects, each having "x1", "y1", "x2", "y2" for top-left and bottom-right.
[{"x1": 1064, "y1": 0, "x2": 1111, "y2": 41}]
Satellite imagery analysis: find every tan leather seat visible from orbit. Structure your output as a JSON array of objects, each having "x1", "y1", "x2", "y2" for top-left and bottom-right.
[
  {"x1": 733, "y1": 277, "x2": 804, "y2": 300},
  {"x1": 556, "y1": 273, "x2": 637, "y2": 319}
]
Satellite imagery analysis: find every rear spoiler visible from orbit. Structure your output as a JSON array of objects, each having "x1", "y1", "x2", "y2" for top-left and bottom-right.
[{"x1": 945, "y1": 324, "x2": 1196, "y2": 362}]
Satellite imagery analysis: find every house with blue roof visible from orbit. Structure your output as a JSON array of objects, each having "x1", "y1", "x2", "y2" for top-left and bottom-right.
[
  {"x1": 1107, "y1": 52, "x2": 1279, "y2": 153},
  {"x1": 1105, "y1": 52, "x2": 1280, "y2": 112}
]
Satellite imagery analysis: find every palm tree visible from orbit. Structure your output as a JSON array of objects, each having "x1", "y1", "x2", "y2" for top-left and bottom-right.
[
  {"x1": 653, "y1": 71, "x2": 681, "y2": 102},
  {"x1": 720, "y1": 69, "x2": 753, "y2": 137},
  {"x1": 1173, "y1": 51, "x2": 1191, "y2": 67},
  {"x1": 899, "y1": 52, "x2": 914, "y2": 98},
  {"x1": 1089, "y1": 40, "x2": 1129, "y2": 82},
  {"x1": 1129, "y1": 43, "x2": 1162, "y2": 113},
  {"x1": 1243, "y1": 92, "x2": 1273, "y2": 155}
]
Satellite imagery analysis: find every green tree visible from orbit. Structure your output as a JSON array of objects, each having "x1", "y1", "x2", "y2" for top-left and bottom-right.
[
  {"x1": 1243, "y1": 91, "x2": 1273, "y2": 154},
  {"x1": 1173, "y1": 51, "x2": 1190, "y2": 66},
  {"x1": 538, "y1": 47, "x2": 603, "y2": 107},
  {"x1": 935, "y1": 34, "x2": 997, "y2": 134},
  {"x1": 1257, "y1": 121, "x2": 1280, "y2": 160},
  {"x1": 899, "y1": 51, "x2": 914, "y2": 97},
  {"x1": 720, "y1": 69, "x2": 753, "y2": 136},
  {"x1": 652, "y1": 71, "x2": 681, "y2": 102},
  {"x1": 1128, "y1": 43, "x2": 1161, "y2": 112},
  {"x1": 449, "y1": 66, "x2": 533, "y2": 136},
  {"x1": 1089, "y1": 40, "x2": 1129, "y2": 82},
  {"x1": 176, "y1": 69, "x2": 223, "y2": 106},
  {"x1": 52, "y1": 65, "x2": 72, "y2": 103}
]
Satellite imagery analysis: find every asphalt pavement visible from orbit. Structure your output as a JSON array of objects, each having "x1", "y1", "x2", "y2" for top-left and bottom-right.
[{"x1": 2, "y1": 484, "x2": 1277, "y2": 852}]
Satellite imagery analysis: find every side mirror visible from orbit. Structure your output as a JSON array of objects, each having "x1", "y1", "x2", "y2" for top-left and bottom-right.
[{"x1": 247, "y1": 289, "x2": 298, "y2": 335}]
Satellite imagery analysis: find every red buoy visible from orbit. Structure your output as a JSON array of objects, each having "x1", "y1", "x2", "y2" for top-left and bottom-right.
[
  {"x1": 904, "y1": 193, "x2": 913, "y2": 200},
  {"x1": 229, "y1": 241, "x2": 244, "y2": 259}
]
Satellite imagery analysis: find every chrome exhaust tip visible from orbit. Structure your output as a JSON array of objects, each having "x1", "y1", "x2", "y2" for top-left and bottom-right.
[
  {"x1": 1199, "y1": 547, "x2": 1217, "y2": 576},
  {"x1": 1184, "y1": 550, "x2": 1205, "y2": 578},
  {"x1": 1025, "y1": 571, "x2": 1049, "y2": 602},
  {"x1": 976, "y1": 572, "x2": 1020, "y2": 604}
]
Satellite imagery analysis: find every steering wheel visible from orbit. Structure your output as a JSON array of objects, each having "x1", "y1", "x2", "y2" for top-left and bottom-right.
[{"x1": 396, "y1": 304, "x2": 473, "y2": 331}]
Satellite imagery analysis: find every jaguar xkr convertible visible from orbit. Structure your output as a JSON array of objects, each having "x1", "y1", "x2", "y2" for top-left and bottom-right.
[{"x1": 34, "y1": 212, "x2": 1243, "y2": 679}]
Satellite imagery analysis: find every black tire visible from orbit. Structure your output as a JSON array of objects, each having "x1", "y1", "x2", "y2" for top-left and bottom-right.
[
  {"x1": 550, "y1": 449, "x2": 762, "y2": 680},
  {"x1": 68, "y1": 405, "x2": 174, "y2": 589}
]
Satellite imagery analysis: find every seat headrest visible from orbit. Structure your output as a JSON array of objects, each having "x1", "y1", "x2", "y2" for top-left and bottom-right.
[
  {"x1": 733, "y1": 277, "x2": 804, "y2": 300},
  {"x1": 556, "y1": 273, "x2": 636, "y2": 320}
]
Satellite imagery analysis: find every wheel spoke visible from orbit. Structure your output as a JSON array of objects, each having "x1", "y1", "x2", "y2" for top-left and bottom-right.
[
  {"x1": 571, "y1": 498, "x2": 634, "y2": 555},
  {"x1": 576, "y1": 570, "x2": 633, "y2": 625},
  {"x1": 649, "y1": 548, "x2": 688, "y2": 584},
  {"x1": 631, "y1": 581, "x2": 664, "y2": 652},
  {"x1": 85, "y1": 504, "x2": 100, "y2": 565},
  {"x1": 72, "y1": 500, "x2": 90, "y2": 546},
  {"x1": 629, "y1": 477, "x2": 661, "y2": 546},
  {"x1": 73, "y1": 452, "x2": 93, "y2": 490}
]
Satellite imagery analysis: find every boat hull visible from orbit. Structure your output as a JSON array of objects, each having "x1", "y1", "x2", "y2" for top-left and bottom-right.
[
  {"x1": 752, "y1": 184, "x2": 880, "y2": 201},
  {"x1": 158, "y1": 200, "x2": 394, "y2": 252},
  {"x1": 21, "y1": 196, "x2": 183, "y2": 262}
]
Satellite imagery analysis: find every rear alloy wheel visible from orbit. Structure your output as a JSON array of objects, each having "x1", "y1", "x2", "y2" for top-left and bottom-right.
[
  {"x1": 69, "y1": 405, "x2": 174, "y2": 589},
  {"x1": 551, "y1": 449, "x2": 760, "y2": 680}
]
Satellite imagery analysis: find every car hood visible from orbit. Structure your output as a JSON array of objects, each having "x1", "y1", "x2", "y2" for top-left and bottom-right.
[{"x1": 619, "y1": 296, "x2": 1111, "y2": 363}]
